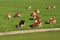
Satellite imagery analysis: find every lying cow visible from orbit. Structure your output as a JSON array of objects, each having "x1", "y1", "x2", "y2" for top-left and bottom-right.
[
  {"x1": 31, "y1": 11, "x2": 37, "y2": 16},
  {"x1": 34, "y1": 9, "x2": 40, "y2": 14},
  {"x1": 47, "y1": 5, "x2": 56, "y2": 9},
  {"x1": 26, "y1": 5, "x2": 31, "y2": 9},
  {"x1": 48, "y1": 16, "x2": 56, "y2": 24},
  {"x1": 31, "y1": 9, "x2": 40, "y2": 16},
  {"x1": 31, "y1": 18, "x2": 42, "y2": 28},
  {"x1": 16, "y1": 20, "x2": 25, "y2": 28},
  {"x1": 14, "y1": 12, "x2": 21, "y2": 17},
  {"x1": 6, "y1": 13, "x2": 12, "y2": 19}
]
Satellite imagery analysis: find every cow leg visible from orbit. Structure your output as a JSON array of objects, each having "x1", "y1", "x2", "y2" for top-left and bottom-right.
[
  {"x1": 38, "y1": 23, "x2": 42, "y2": 28},
  {"x1": 53, "y1": 20, "x2": 56, "y2": 24},
  {"x1": 32, "y1": 24, "x2": 37, "y2": 28},
  {"x1": 15, "y1": 25, "x2": 19, "y2": 28}
]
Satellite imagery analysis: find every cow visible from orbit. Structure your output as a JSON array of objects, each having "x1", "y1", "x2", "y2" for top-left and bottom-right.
[
  {"x1": 26, "y1": 5, "x2": 31, "y2": 9},
  {"x1": 31, "y1": 18, "x2": 42, "y2": 28},
  {"x1": 31, "y1": 11, "x2": 37, "y2": 16},
  {"x1": 16, "y1": 20, "x2": 25, "y2": 28},
  {"x1": 47, "y1": 5, "x2": 56, "y2": 9},
  {"x1": 34, "y1": 9, "x2": 40, "y2": 14},
  {"x1": 31, "y1": 9, "x2": 40, "y2": 16},
  {"x1": 14, "y1": 12, "x2": 21, "y2": 17},
  {"x1": 48, "y1": 16, "x2": 56, "y2": 24},
  {"x1": 6, "y1": 13, "x2": 12, "y2": 19}
]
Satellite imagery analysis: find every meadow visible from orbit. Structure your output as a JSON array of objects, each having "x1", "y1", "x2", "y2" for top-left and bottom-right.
[
  {"x1": 0, "y1": 0, "x2": 60, "y2": 32},
  {"x1": 0, "y1": 31, "x2": 60, "y2": 40}
]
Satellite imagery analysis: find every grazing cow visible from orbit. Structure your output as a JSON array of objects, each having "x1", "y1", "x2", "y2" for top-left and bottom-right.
[
  {"x1": 16, "y1": 20, "x2": 25, "y2": 28},
  {"x1": 48, "y1": 16, "x2": 56, "y2": 24},
  {"x1": 26, "y1": 5, "x2": 31, "y2": 9},
  {"x1": 32, "y1": 18, "x2": 42, "y2": 28},
  {"x1": 47, "y1": 5, "x2": 56, "y2": 9},
  {"x1": 6, "y1": 13, "x2": 12, "y2": 19},
  {"x1": 14, "y1": 12, "x2": 21, "y2": 17}
]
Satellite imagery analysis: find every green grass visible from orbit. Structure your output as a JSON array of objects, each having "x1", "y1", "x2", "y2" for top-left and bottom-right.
[
  {"x1": 0, "y1": 31, "x2": 60, "y2": 40},
  {"x1": 0, "y1": 0, "x2": 60, "y2": 32}
]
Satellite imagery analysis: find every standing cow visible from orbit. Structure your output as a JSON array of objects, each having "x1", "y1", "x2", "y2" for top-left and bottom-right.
[
  {"x1": 32, "y1": 18, "x2": 42, "y2": 28},
  {"x1": 48, "y1": 16, "x2": 56, "y2": 24}
]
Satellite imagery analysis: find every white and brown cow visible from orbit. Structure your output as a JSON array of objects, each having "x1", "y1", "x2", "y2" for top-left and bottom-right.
[
  {"x1": 48, "y1": 16, "x2": 56, "y2": 24},
  {"x1": 32, "y1": 18, "x2": 42, "y2": 28},
  {"x1": 32, "y1": 15, "x2": 39, "y2": 20},
  {"x1": 34, "y1": 9, "x2": 40, "y2": 14},
  {"x1": 31, "y1": 9, "x2": 40, "y2": 16},
  {"x1": 47, "y1": 5, "x2": 56, "y2": 9},
  {"x1": 31, "y1": 11, "x2": 37, "y2": 16},
  {"x1": 6, "y1": 13, "x2": 12, "y2": 19},
  {"x1": 14, "y1": 12, "x2": 21, "y2": 17}
]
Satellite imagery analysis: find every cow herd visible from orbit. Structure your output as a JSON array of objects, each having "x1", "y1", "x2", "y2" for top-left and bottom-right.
[
  {"x1": 5, "y1": 5, "x2": 56, "y2": 28},
  {"x1": 6, "y1": 12, "x2": 21, "y2": 19}
]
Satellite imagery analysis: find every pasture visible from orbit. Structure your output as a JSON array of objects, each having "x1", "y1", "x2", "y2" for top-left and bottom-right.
[
  {"x1": 0, "y1": 0, "x2": 60, "y2": 32},
  {"x1": 0, "y1": 31, "x2": 60, "y2": 40}
]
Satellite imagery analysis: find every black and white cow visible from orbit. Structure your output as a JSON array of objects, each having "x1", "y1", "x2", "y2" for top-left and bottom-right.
[{"x1": 16, "y1": 20, "x2": 25, "y2": 28}]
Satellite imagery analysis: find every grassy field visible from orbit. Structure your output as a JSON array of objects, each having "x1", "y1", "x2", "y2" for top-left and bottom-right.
[
  {"x1": 0, "y1": 31, "x2": 60, "y2": 40},
  {"x1": 0, "y1": 0, "x2": 60, "y2": 32}
]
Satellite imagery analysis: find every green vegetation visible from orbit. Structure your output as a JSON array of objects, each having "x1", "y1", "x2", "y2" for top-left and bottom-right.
[
  {"x1": 0, "y1": 31, "x2": 60, "y2": 40},
  {"x1": 0, "y1": 0, "x2": 60, "y2": 32}
]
